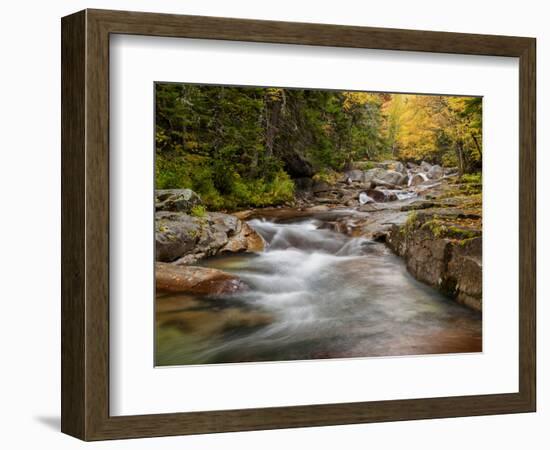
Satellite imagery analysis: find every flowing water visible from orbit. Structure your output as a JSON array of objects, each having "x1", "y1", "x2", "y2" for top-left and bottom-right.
[{"x1": 156, "y1": 212, "x2": 482, "y2": 366}]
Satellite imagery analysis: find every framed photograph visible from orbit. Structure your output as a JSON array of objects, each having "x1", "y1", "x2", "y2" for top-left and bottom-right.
[{"x1": 61, "y1": 9, "x2": 536, "y2": 440}]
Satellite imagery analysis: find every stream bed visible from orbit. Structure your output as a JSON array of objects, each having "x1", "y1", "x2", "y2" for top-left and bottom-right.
[{"x1": 156, "y1": 211, "x2": 482, "y2": 366}]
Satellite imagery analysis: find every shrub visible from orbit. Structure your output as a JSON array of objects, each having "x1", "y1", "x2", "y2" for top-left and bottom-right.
[
  {"x1": 190, "y1": 205, "x2": 207, "y2": 218},
  {"x1": 460, "y1": 172, "x2": 482, "y2": 185}
]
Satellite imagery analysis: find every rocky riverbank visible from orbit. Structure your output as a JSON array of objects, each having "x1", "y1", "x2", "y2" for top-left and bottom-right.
[
  {"x1": 286, "y1": 161, "x2": 482, "y2": 311},
  {"x1": 155, "y1": 161, "x2": 482, "y2": 312},
  {"x1": 385, "y1": 208, "x2": 482, "y2": 311},
  {"x1": 155, "y1": 189, "x2": 265, "y2": 265}
]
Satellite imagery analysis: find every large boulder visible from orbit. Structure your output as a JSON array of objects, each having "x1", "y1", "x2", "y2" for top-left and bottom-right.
[
  {"x1": 155, "y1": 211, "x2": 265, "y2": 264},
  {"x1": 345, "y1": 167, "x2": 407, "y2": 186},
  {"x1": 364, "y1": 168, "x2": 406, "y2": 186},
  {"x1": 409, "y1": 173, "x2": 428, "y2": 186},
  {"x1": 344, "y1": 169, "x2": 365, "y2": 183},
  {"x1": 155, "y1": 189, "x2": 202, "y2": 213},
  {"x1": 386, "y1": 211, "x2": 482, "y2": 311},
  {"x1": 365, "y1": 188, "x2": 398, "y2": 203},
  {"x1": 156, "y1": 262, "x2": 248, "y2": 295}
]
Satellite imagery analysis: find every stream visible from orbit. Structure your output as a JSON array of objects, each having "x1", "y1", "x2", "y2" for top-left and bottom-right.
[{"x1": 156, "y1": 210, "x2": 482, "y2": 366}]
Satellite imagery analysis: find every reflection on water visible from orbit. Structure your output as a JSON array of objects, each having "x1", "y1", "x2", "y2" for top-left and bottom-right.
[{"x1": 156, "y1": 215, "x2": 482, "y2": 366}]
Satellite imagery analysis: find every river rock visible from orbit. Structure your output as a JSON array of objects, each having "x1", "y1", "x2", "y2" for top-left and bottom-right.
[
  {"x1": 409, "y1": 173, "x2": 428, "y2": 186},
  {"x1": 365, "y1": 188, "x2": 397, "y2": 203},
  {"x1": 364, "y1": 168, "x2": 406, "y2": 186},
  {"x1": 155, "y1": 211, "x2": 265, "y2": 264},
  {"x1": 391, "y1": 161, "x2": 407, "y2": 174},
  {"x1": 370, "y1": 178, "x2": 398, "y2": 190},
  {"x1": 155, "y1": 189, "x2": 202, "y2": 213},
  {"x1": 156, "y1": 262, "x2": 248, "y2": 295},
  {"x1": 420, "y1": 161, "x2": 432, "y2": 172},
  {"x1": 427, "y1": 164, "x2": 444, "y2": 180},
  {"x1": 344, "y1": 169, "x2": 365, "y2": 182},
  {"x1": 447, "y1": 237, "x2": 482, "y2": 310},
  {"x1": 220, "y1": 221, "x2": 265, "y2": 254},
  {"x1": 386, "y1": 211, "x2": 482, "y2": 311}
]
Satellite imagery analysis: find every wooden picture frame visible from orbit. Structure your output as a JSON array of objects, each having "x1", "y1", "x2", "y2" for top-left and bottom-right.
[{"x1": 61, "y1": 9, "x2": 536, "y2": 441}]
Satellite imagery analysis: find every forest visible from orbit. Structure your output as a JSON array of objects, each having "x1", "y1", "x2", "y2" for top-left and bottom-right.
[{"x1": 155, "y1": 83, "x2": 482, "y2": 210}]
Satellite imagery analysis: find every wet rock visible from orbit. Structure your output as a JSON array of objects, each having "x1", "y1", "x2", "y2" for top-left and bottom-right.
[
  {"x1": 233, "y1": 210, "x2": 254, "y2": 220},
  {"x1": 221, "y1": 222, "x2": 265, "y2": 254},
  {"x1": 447, "y1": 238, "x2": 482, "y2": 310},
  {"x1": 156, "y1": 211, "x2": 265, "y2": 263},
  {"x1": 365, "y1": 188, "x2": 397, "y2": 202},
  {"x1": 386, "y1": 211, "x2": 482, "y2": 311},
  {"x1": 156, "y1": 262, "x2": 248, "y2": 295}
]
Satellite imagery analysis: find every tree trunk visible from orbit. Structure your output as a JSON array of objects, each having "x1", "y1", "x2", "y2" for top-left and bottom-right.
[
  {"x1": 471, "y1": 133, "x2": 482, "y2": 159},
  {"x1": 455, "y1": 141, "x2": 465, "y2": 176}
]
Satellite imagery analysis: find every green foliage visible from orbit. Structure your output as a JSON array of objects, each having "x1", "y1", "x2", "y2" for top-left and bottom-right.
[
  {"x1": 155, "y1": 83, "x2": 482, "y2": 210},
  {"x1": 421, "y1": 219, "x2": 479, "y2": 240},
  {"x1": 190, "y1": 205, "x2": 207, "y2": 218},
  {"x1": 229, "y1": 170, "x2": 295, "y2": 208},
  {"x1": 460, "y1": 172, "x2": 482, "y2": 184},
  {"x1": 353, "y1": 161, "x2": 375, "y2": 170},
  {"x1": 402, "y1": 211, "x2": 419, "y2": 234},
  {"x1": 312, "y1": 168, "x2": 341, "y2": 184}
]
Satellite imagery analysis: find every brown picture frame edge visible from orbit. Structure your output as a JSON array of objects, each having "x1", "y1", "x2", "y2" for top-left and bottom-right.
[{"x1": 61, "y1": 8, "x2": 536, "y2": 441}]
